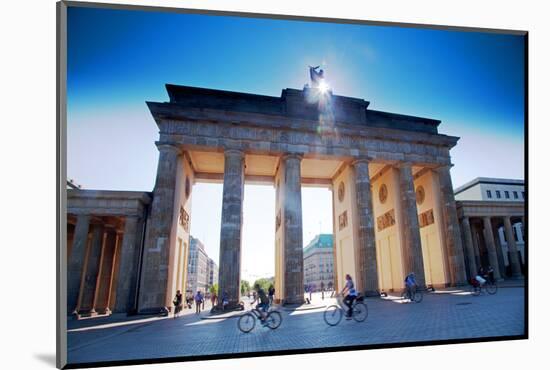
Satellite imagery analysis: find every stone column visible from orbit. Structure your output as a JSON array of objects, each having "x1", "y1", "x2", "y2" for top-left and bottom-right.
[
  {"x1": 492, "y1": 223, "x2": 506, "y2": 278},
  {"x1": 67, "y1": 214, "x2": 91, "y2": 313},
  {"x1": 218, "y1": 149, "x2": 245, "y2": 308},
  {"x1": 114, "y1": 216, "x2": 140, "y2": 314},
  {"x1": 79, "y1": 224, "x2": 105, "y2": 313},
  {"x1": 460, "y1": 217, "x2": 477, "y2": 279},
  {"x1": 398, "y1": 163, "x2": 426, "y2": 288},
  {"x1": 351, "y1": 159, "x2": 378, "y2": 296},
  {"x1": 93, "y1": 229, "x2": 117, "y2": 313},
  {"x1": 138, "y1": 142, "x2": 181, "y2": 313},
  {"x1": 436, "y1": 166, "x2": 467, "y2": 285},
  {"x1": 471, "y1": 223, "x2": 481, "y2": 268},
  {"x1": 282, "y1": 154, "x2": 304, "y2": 304},
  {"x1": 483, "y1": 217, "x2": 502, "y2": 280},
  {"x1": 503, "y1": 216, "x2": 522, "y2": 278}
]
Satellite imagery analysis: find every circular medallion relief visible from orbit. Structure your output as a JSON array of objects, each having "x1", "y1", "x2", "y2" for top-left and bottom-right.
[
  {"x1": 185, "y1": 177, "x2": 191, "y2": 199},
  {"x1": 379, "y1": 184, "x2": 388, "y2": 204},
  {"x1": 338, "y1": 182, "x2": 345, "y2": 202},
  {"x1": 416, "y1": 186, "x2": 425, "y2": 205}
]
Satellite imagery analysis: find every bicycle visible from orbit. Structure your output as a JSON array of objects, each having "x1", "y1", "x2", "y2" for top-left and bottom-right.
[
  {"x1": 470, "y1": 278, "x2": 498, "y2": 296},
  {"x1": 401, "y1": 287, "x2": 423, "y2": 303},
  {"x1": 323, "y1": 294, "x2": 368, "y2": 326},
  {"x1": 237, "y1": 305, "x2": 282, "y2": 333}
]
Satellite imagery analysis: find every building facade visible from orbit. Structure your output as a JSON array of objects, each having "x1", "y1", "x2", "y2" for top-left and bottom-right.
[
  {"x1": 186, "y1": 237, "x2": 210, "y2": 294},
  {"x1": 206, "y1": 257, "x2": 219, "y2": 292},
  {"x1": 66, "y1": 80, "x2": 480, "y2": 315},
  {"x1": 455, "y1": 178, "x2": 525, "y2": 280},
  {"x1": 303, "y1": 234, "x2": 334, "y2": 291}
]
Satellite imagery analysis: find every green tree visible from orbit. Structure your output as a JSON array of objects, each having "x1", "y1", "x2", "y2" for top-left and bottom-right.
[
  {"x1": 240, "y1": 280, "x2": 251, "y2": 295},
  {"x1": 210, "y1": 283, "x2": 218, "y2": 295},
  {"x1": 253, "y1": 277, "x2": 274, "y2": 292}
]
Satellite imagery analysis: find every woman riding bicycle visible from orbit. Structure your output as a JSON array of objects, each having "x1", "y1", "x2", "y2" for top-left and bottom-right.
[
  {"x1": 341, "y1": 274, "x2": 357, "y2": 320},
  {"x1": 250, "y1": 285, "x2": 270, "y2": 323}
]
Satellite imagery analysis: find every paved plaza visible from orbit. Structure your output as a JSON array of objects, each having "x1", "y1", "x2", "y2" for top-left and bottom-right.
[{"x1": 67, "y1": 286, "x2": 525, "y2": 366}]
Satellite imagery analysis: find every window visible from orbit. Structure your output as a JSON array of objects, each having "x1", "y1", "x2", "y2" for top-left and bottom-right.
[
  {"x1": 505, "y1": 191, "x2": 510, "y2": 199},
  {"x1": 486, "y1": 190, "x2": 492, "y2": 199},
  {"x1": 513, "y1": 191, "x2": 518, "y2": 199},
  {"x1": 496, "y1": 190, "x2": 501, "y2": 199}
]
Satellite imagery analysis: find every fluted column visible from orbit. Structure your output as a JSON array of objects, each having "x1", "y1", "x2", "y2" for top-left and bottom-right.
[
  {"x1": 218, "y1": 149, "x2": 245, "y2": 308},
  {"x1": 398, "y1": 163, "x2": 426, "y2": 288},
  {"x1": 138, "y1": 142, "x2": 181, "y2": 313},
  {"x1": 503, "y1": 216, "x2": 522, "y2": 278},
  {"x1": 492, "y1": 223, "x2": 506, "y2": 278},
  {"x1": 282, "y1": 154, "x2": 304, "y2": 304},
  {"x1": 93, "y1": 229, "x2": 118, "y2": 313},
  {"x1": 114, "y1": 215, "x2": 140, "y2": 313},
  {"x1": 471, "y1": 223, "x2": 481, "y2": 268},
  {"x1": 67, "y1": 214, "x2": 91, "y2": 313},
  {"x1": 79, "y1": 224, "x2": 105, "y2": 313},
  {"x1": 351, "y1": 159, "x2": 378, "y2": 296},
  {"x1": 436, "y1": 166, "x2": 467, "y2": 285},
  {"x1": 460, "y1": 217, "x2": 477, "y2": 279},
  {"x1": 483, "y1": 217, "x2": 502, "y2": 280}
]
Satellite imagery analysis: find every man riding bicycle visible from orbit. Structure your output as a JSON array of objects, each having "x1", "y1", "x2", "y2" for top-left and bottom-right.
[
  {"x1": 250, "y1": 285, "x2": 270, "y2": 324},
  {"x1": 404, "y1": 272, "x2": 417, "y2": 300},
  {"x1": 341, "y1": 274, "x2": 357, "y2": 320},
  {"x1": 474, "y1": 266, "x2": 487, "y2": 287}
]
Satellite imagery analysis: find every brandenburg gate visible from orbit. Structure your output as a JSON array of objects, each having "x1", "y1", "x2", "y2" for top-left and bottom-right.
[{"x1": 67, "y1": 81, "x2": 468, "y2": 316}]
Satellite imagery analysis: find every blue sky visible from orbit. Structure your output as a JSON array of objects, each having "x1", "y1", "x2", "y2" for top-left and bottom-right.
[{"x1": 67, "y1": 6, "x2": 525, "y2": 281}]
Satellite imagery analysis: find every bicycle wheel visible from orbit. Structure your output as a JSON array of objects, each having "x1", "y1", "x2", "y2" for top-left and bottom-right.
[
  {"x1": 413, "y1": 290, "x2": 423, "y2": 303},
  {"x1": 352, "y1": 302, "x2": 368, "y2": 322},
  {"x1": 323, "y1": 305, "x2": 343, "y2": 326},
  {"x1": 485, "y1": 282, "x2": 498, "y2": 295},
  {"x1": 237, "y1": 313, "x2": 256, "y2": 333},
  {"x1": 471, "y1": 285, "x2": 481, "y2": 296},
  {"x1": 265, "y1": 311, "x2": 282, "y2": 329}
]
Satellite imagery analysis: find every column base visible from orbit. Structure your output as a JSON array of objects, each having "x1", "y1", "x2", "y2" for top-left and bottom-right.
[
  {"x1": 137, "y1": 306, "x2": 170, "y2": 316},
  {"x1": 362, "y1": 290, "x2": 380, "y2": 298}
]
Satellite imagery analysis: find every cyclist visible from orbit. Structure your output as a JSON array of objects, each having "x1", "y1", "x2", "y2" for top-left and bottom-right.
[
  {"x1": 341, "y1": 274, "x2": 357, "y2": 320},
  {"x1": 475, "y1": 266, "x2": 487, "y2": 287},
  {"x1": 404, "y1": 272, "x2": 417, "y2": 300},
  {"x1": 250, "y1": 285, "x2": 270, "y2": 324}
]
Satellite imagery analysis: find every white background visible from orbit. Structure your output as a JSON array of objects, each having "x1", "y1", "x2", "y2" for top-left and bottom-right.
[{"x1": 0, "y1": 0, "x2": 547, "y2": 369}]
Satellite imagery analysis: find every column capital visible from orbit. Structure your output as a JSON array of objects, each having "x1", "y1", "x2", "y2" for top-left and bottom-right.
[
  {"x1": 155, "y1": 141, "x2": 182, "y2": 155},
  {"x1": 350, "y1": 157, "x2": 371, "y2": 167},
  {"x1": 224, "y1": 149, "x2": 245, "y2": 158},
  {"x1": 281, "y1": 153, "x2": 303, "y2": 161},
  {"x1": 394, "y1": 161, "x2": 414, "y2": 169}
]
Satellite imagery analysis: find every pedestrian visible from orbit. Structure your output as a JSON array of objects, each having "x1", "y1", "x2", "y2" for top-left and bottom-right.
[
  {"x1": 173, "y1": 290, "x2": 183, "y2": 318},
  {"x1": 321, "y1": 281, "x2": 325, "y2": 300},
  {"x1": 195, "y1": 290, "x2": 204, "y2": 314},
  {"x1": 268, "y1": 285, "x2": 275, "y2": 305},
  {"x1": 211, "y1": 291, "x2": 217, "y2": 308},
  {"x1": 186, "y1": 293, "x2": 193, "y2": 309},
  {"x1": 222, "y1": 291, "x2": 229, "y2": 311}
]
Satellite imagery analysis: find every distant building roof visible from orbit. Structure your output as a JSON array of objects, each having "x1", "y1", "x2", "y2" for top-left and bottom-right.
[
  {"x1": 454, "y1": 177, "x2": 524, "y2": 195},
  {"x1": 303, "y1": 234, "x2": 333, "y2": 256}
]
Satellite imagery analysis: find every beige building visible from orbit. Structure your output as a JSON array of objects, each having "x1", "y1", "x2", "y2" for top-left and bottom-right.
[
  {"x1": 455, "y1": 178, "x2": 525, "y2": 280},
  {"x1": 66, "y1": 79, "x2": 485, "y2": 316},
  {"x1": 303, "y1": 234, "x2": 334, "y2": 291}
]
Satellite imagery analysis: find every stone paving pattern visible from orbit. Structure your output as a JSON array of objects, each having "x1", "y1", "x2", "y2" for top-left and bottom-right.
[{"x1": 67, "y1": 287, "x2": 525, "y2": 365}]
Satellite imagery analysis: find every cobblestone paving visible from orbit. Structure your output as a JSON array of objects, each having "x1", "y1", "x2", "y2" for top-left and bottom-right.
[{"x1": 67, "y1": 287, "x2": 525, "y2": 365}]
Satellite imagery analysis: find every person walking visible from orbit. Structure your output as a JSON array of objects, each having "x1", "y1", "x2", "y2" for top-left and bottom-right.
[
  {"x1": 211, "y1": 291, "x2": 217, "y2": 308},
  {"x1": 195, "y1": 290, "x2": 204, "y2": 314},
  {"x1": 321, "y1": 281, "x2": 325, "y2": 300},
  {"x1": 268, "y1": 285, "x2": 275, "y2": 305},
  {"x1": 173, "y1": 290, "x2": 183, "y2": 319}
]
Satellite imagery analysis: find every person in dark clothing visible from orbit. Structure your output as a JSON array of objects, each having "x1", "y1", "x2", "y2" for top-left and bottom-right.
[
  {"x1": 268, "y1": 285, "x2": 275, "y2": 305},
  {"x1": 173, "y1": 290, "x2": 183, "y2": 318}
]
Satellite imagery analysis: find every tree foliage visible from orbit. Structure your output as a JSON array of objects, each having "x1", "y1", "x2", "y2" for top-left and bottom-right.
[
  {"x1": 240, "y1": 280, "x2": 251, "y2": 295},
  {"x1": 253, "y1": 277, "x2": 274, "y2": 292}
]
